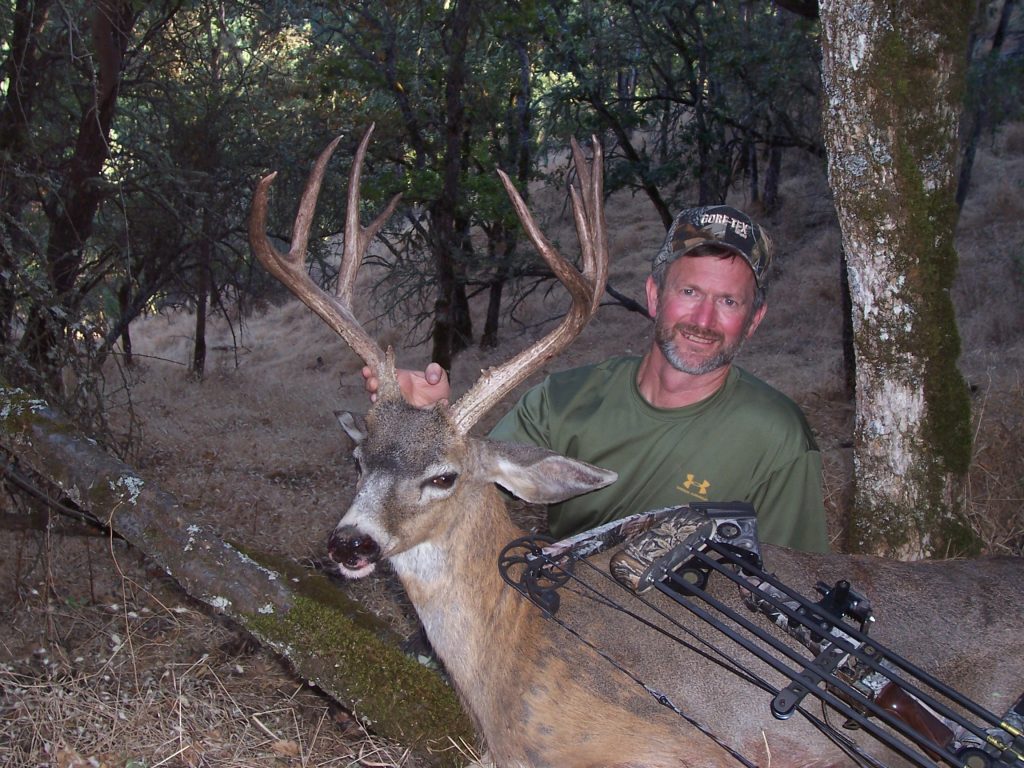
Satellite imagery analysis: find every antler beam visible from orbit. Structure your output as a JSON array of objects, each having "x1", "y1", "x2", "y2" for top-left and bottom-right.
[
  {"x1": 449, "y1": 138, "x2": 609, "y2": 434},
  {"x1": 248, "y1": 124, "x2": 404, "y2": 402},
  {"x1": 251, "y1": 130, "x2": 608, "y2": 427}
]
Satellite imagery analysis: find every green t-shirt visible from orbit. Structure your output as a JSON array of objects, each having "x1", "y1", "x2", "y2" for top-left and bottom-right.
[{"x1": 488, "y1": 356, "x2": 829, "y2": 552}]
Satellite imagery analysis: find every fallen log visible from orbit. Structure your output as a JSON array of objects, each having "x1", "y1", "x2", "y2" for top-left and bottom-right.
[{"x1": 0, "y1": 383, "x2": 475, "y2": 767}]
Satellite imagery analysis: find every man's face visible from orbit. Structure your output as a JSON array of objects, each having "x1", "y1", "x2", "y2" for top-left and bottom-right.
[{"x1": 646, "y1": 254, "x2": 766, "y2": 376}]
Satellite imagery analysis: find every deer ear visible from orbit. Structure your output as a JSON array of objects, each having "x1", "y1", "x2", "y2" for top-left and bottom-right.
[
  {"x1": 481, "y1": 441, "x2": 617, "y2": 504},
  {"x1": 335, "y1": 411, "x2": 367, "y2": 445}
]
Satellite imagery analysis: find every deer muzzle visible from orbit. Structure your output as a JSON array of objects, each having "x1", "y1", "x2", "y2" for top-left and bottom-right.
[{"x1": 327, "y1": 525, "x2": 381, "y2": 578}]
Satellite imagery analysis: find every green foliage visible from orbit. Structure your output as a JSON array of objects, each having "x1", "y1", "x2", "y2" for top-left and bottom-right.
[
  {"x1": 537, "y1": 0, "x2": 822, "y2": 211},
  {"x1": 1, "y1": 0, "x2": 831, "y2": 384},
  {"x1": 1, "y1": 0, "x2": 347, "y2": 397}
]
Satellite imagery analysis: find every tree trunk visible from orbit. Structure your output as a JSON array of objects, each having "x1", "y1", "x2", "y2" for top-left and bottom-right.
[
  {"x1": 482, "y1": 37, "x2": 532, "y2": 350},
  {"x1": 694, "y1": 0, "x2": 724, "y2": 205},
  {"x1": 17, "y1": 1, "x2": 134, "y2": 381},
  {"x1": 192, "y1": 239, "x2": 211, "y2": 378},
  {"x1": 0, "y1": 0, "x2": 55, "y2": 346},
  {"x1": 819, "y1": 0, "x2": 974, "y2": 558},
  {"x1": 429, "y1": 0, "x2": 476, "y2": 370},
  {"x1": 481, "y1": 234, "x2": 509, "y2": 350},
  {"x1": 746, "y1": 138, "x2": 760, "y2": 207},
  {"x1": 956, "y1": 0, "x2": 1015, "y2": 209},
  {"x1": 762, "y1": 143, "x2": 783, "y2": 214},
  {"x1": 839, "y1": 247, "x2": 856, "y2": 401},
  {"x1": 117, "y1": 282, "x2": 133, "y2": 367}
]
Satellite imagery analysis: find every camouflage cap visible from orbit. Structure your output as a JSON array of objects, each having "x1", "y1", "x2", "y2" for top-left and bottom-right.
[{"x1": 652, "y1": 205, "x2": 773, "y2": 287}]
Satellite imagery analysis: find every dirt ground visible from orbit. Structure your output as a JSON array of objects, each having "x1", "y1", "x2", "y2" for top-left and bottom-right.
[{"x1": 2, "y1": 124, "x2": 1023, "y2": 766}]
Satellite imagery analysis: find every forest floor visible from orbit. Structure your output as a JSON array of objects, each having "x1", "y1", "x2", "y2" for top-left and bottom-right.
[{"x1": 2, "y1": 123, "x2": 1023, "y2": 767}]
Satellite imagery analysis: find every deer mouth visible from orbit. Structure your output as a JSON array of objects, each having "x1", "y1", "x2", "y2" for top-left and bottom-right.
[
  {"x1": 334, "y1": 560, "x2": 377, "y2": 579},
  {"x1": 327, "y1": 527, "x2": 381, "y2": 579}
]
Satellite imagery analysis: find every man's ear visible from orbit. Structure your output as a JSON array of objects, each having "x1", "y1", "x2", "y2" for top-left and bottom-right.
[
  {"x1": 645, "y1": 275, "x2": 659, "y2": 319},
  {"x1": 746, "y1": 302, "x2": 768, "y2": 339}
]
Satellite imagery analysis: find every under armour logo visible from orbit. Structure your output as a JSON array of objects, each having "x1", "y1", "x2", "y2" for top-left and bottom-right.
[{"x1": 678, "y1": 473, "x2": 710, "y2": 499}]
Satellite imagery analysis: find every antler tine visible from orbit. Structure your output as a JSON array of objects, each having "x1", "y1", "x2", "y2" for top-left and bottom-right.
[
  {"x1": 248, "y1": 128, "x2": 403, "y2": 402},
  {"x1": 449, "y1": 137, "x2": 609, "y2": 435},
  {"x1": 338, "y1": 123, "x2": 402, "y2": 307},
  {"x1": 568, "y1": 137, "x2": 608, "y2": 314}
]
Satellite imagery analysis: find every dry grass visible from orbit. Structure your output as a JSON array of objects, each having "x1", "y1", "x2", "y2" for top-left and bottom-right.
[
  {"x1": 963, "y1": 375, "x2": 1024, "y2": 554},
  {"x1": 0, "y1": 528, "x2": 419, "y2": 768},
  {"x1": 1003, "y1": 121, "x2": 1024, "y2": 154},
  {"x1": 952, "y1": 123, "x2": 1024, "y2": 556},
  {"x1": 3, "y1": 121, "x2": 1023, "y2": 767}
]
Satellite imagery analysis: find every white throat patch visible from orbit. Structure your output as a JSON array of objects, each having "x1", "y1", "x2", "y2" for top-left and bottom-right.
[{"x1": 390, "y1": 541, "x2": 445, "y2": 581}]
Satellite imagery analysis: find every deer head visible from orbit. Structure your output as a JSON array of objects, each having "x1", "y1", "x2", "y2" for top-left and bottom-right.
[{"x1": 249, "y1": 125, "x2": 616, "y2": 580}]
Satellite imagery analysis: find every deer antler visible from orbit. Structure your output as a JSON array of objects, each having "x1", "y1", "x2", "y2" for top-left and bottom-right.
[
  {"x1": 249, "y1": 124, "x2": 404, "y2": 402},
  {"x1": 449, "y1": 137, "x2": 609, "y2": 434}
]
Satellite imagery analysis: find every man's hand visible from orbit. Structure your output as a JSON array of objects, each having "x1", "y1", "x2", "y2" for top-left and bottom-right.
[{"x1": 362, "y1": 362, "x2": 451, "y2": 407}]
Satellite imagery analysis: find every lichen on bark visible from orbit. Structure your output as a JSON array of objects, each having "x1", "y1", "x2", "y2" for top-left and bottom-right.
[{"x1": 819, "y1": 0, "x2": 975, "y2": 557}]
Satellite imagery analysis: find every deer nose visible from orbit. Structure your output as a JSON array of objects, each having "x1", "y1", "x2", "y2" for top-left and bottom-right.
[{"x1": 327, "y1": 527, "x2": 381, "y2": 570}]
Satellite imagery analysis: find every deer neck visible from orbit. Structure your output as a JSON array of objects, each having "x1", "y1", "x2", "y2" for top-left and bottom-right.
[{"x1": 388, "y1": 484, "x2": 542, "y2": 703}]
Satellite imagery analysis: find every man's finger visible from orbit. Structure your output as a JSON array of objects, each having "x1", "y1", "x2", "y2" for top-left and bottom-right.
[{"x1": 424, "y1": 362, "x2": 444, "y2": 385}]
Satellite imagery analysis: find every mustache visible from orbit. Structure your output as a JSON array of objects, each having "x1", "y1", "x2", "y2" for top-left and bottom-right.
[{"x1": 672, "y1": 323, "x2": 723, "y2": 344}]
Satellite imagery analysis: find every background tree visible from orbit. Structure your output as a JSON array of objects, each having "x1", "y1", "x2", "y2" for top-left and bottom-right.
[
  {"x1": 0, "y1": 0, "x2": 160, "y2": 439},
  {"x1": 0, "y1": 0, "x2": 337, "y2": 400},
  {"x1": 0, "y1": 0, "x2": 54, "y2": 347},
  {"x1": 310, "y1": 0, "x2": 554, "y2": 367},
  {"x1": 11, "y1": 1, "x2": 136, "y2": 388},
  {"x1": 539, "y1": 0, "x2": 822, "y2": 221},
  {"x1": 957, "y1": 0, "x2": 1022, "y2": 208},
  {"x1": 117, "y1": 0, "x2": 319, "y2": 379},
  {"x1": 819, "y1": 0, "x2": 975, "y2": 557}
]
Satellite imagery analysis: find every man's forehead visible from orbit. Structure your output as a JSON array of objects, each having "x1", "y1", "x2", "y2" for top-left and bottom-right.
[{"x1": 667, "y1": 252, "x2": 757, "y2": 292}]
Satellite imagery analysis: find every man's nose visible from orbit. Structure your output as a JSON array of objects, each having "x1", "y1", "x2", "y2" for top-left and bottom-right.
[{"x1": 689, "y1": 296, "x2": 715, "y2": 327}]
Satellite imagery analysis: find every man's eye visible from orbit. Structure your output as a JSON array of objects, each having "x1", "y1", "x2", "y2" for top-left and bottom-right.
[{"x1": 428, "y1": 473, "x2": 458, "y2": 490}]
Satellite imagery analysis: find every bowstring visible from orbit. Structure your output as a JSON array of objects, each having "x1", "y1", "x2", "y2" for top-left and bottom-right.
[{"x1": 525, "y1": 551, "x2": 880, "y2": 768}]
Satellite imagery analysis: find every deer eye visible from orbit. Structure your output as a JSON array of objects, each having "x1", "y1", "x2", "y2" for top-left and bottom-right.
[{"x1": 427, "y1": 472, "x2": 458, "y2": 490}]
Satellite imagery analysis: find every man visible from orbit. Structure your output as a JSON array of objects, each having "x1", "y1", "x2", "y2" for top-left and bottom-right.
[{"x1": 365, "y1": 205, "x2": 829, "y2": 552}]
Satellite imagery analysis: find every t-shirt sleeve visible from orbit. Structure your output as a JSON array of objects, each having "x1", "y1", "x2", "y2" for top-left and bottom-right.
[
  {"x1": 488, "y1": 380, "x2": 553, "y2": 449},
  {"x1": 748, "y1": 450, "x2": 829, "y2": 552}
]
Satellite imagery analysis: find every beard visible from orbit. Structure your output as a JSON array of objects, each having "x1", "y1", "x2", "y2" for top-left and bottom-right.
[{"x1": 654, "y1": 315, "x2": 752, "y2": 376}]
